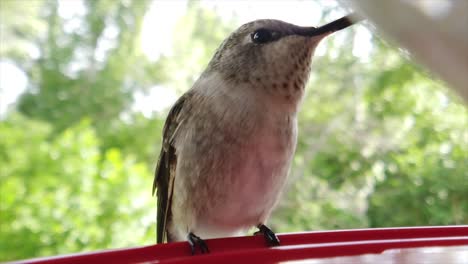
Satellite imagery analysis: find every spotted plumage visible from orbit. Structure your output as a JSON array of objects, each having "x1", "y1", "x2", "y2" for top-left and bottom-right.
[{"x1": 153, "y1": 18, "x2": 331, "y2": 251}]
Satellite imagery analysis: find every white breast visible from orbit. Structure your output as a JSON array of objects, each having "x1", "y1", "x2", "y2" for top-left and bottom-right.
[
  {"x1": 195, "y1": 109, "x2": 298, "y2": 238},
  {"x1": 172, "y1": 72, "x2": 300, "y2": 240}
]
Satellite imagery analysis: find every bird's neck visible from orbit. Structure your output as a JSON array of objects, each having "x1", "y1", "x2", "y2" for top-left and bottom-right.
[{"x1": 193, "y1": 71, "x2": 304, "y2": 115}]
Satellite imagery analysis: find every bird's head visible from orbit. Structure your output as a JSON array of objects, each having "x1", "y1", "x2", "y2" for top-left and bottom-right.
[{"x1": 205, "y1": 19, "x2": 330, "y2": 103}]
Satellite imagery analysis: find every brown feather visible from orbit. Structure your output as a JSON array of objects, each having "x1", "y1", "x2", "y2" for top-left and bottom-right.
[{"x1": 153, "y1": 92, "x2": 192, "y2": 243}]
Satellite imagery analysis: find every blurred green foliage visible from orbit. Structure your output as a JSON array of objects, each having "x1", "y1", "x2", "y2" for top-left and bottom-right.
[
  {"x1": 1, "y1": 0, "x2": 467, "y2": 262},
  {"x1": 0, "y1": 115, "x2": 153, "y2": 260}
]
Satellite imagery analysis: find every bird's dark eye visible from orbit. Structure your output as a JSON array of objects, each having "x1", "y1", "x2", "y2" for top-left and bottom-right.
[{"x1": 251, "y1": 29, "x2": 274, "y2": 44}]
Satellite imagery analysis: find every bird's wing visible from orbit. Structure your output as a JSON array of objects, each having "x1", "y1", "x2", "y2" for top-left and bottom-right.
[{"x1": 153, "y1": 92, "x2": 192, "y2": 243}]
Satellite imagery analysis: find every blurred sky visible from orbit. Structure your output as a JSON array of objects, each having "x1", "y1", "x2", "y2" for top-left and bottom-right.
[{"x1": 0, "y1": 0, "x2": 373, "y2": 117}]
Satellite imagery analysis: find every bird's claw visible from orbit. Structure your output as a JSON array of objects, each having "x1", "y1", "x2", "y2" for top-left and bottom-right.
[
  {"x1": 255, "y1": 224, "x2": 280, "y2": 246},
  {"x1": 187, "y1": 232, "x2": 209, "y2": 255}
]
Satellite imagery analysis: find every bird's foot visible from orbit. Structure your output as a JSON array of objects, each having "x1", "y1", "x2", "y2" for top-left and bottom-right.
[
  {"x1": 187, "y1": 232, "x2": 209, "y2": 255},
  {"x1": 254, "y1": 224, "x2": 280, "y2": 246}
]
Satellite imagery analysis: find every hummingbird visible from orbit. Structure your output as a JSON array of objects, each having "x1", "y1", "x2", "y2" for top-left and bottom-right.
[{"x1": 153, "y1": 14, "x2": 361, "y2": 254}]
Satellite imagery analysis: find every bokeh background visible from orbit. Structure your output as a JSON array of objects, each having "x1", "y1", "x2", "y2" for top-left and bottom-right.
[{"x1": 1, "y1": 0, "x2": 467, "y2": 261}]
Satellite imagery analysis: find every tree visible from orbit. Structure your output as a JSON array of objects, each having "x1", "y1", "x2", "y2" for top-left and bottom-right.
[
  {"x1": 14, "y1": 0, "x2": 159, "y2": 134},
  {"x1": 0, "y1": 114, "x2": 153, "y2": 261}
]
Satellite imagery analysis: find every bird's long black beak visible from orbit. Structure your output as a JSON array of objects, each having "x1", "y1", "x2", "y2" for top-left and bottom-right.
[{"x1": 295, "y1": 13, "x2": 364, "y2": 37}]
